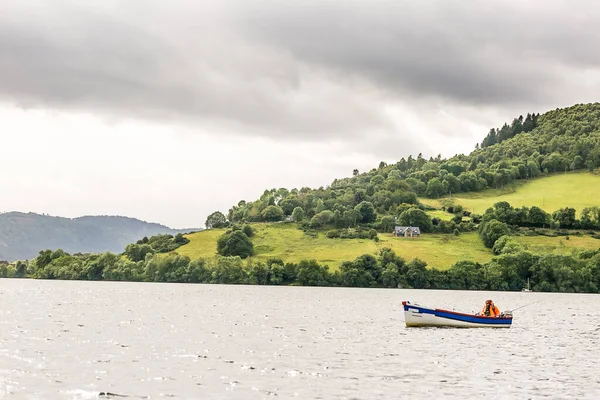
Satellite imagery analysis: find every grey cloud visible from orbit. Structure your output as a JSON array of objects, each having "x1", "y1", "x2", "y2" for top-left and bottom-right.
[
  {"x1": 235, "y1": 1, "x2": 600, "y2": 109},
  {"x1": 0, "y1": 1, "x2": 395, "y2": 140},
  {"x1": 1, "y1": 0, "x2": 599, "y2": 145}
]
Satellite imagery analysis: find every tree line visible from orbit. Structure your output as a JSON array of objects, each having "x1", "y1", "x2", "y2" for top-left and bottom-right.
[
  {"x1": 480, "y1": 113, "x2": 540, "y2": 148},
  {"x1": 2, "y1": 245, "x2": 600, "y2": 294},
  {"x1": 477, "y1": 201, "x2": 600, "y2": 250},
  {"x1": 481, "y1": 202, "x2": 600, "y2": 231},
  {"x1": 3, "y1": 200, "x2": 600, "y2": 293}
]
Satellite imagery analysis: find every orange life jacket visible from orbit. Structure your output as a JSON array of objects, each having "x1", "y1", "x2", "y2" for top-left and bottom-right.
[{"x1": 481, "y1": 304, "x2": 500, "y2": 317}]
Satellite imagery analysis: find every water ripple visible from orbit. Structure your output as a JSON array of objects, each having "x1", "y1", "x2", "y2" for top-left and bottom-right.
[{"x1": 1, "y1": 280, "x2": 599, "y2": 399}]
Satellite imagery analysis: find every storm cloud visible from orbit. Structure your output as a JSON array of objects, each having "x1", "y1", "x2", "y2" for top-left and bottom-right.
[
  {"x1": 238, "y1": 1, "x2": 600, "y2": 105},
  {"x1": 1, "y1": 0, "x2": 599, "y2": 146}
]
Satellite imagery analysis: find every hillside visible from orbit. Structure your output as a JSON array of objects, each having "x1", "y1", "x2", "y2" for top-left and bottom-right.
[
  {"x1": 0, "y1": 212, "x2": 200, "y2": 261},
  {"x1": 213, "y1": 103, "x2": 600, "y2": 233},
  {"x1": 176, "y1": 224, "x2": 490, "y2": 269},
  {"x1": 182, "y1": 102, "x2": 600, "y2": 271},
  {"x1": 174, "y1": 217, "x2": 600, "y2": 270}
]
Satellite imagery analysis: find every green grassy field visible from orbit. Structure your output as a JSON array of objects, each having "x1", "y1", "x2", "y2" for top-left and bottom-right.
[
  {"x1": 375, "y1": 232, "x2": 492, "y2": 269},
  {"x1": 513, "y1": 234, "x2": 600, "y2": 255},
  {"x1": 179, "y1": 223, "x2": 493, "y2": 270},
  {"x1": 179, "y1": 224, "x2": 377, "y2": 270},
  {"x1": 426, "y1": 210, "x2": 455, "y2": 221},
  {"x1": 176, "y1": 223, "x2": 600, "y2": 271},
  {"x1": 176, "y1": 228, "x2": 225, "y2": 259},
  {"x1": 247, "y1": 224, "x2": 492, "y2": 270},
  {"x1": 421, "y1": 171, "x2": 600, "y2": 215}
]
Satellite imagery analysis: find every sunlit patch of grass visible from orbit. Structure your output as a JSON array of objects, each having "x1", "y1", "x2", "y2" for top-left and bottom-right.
[
  {"x1": 176, "y1": 228, "x2": 225, "y2": 259},
  {"x1": 420, "y1": 171, "x2": 600, "y2": 216},
  {"x1": 375, "y1": 232, "x2": 492, "y2": 270},
  {"x1": 426, "y1": 210, "x2": 454, "y2": 221},
  {"x1": 513, "y1": 234, "x2": 600, "y2": 255}
]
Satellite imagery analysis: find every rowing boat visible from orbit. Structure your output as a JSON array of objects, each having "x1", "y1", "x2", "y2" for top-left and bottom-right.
[{"x1": 402, "y1": 301, "x2": 513, "y2": 328}]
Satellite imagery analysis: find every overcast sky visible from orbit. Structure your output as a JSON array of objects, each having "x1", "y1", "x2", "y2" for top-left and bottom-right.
[{"x1": 1, "y1": 1, "x2": 599, "y2": 228}]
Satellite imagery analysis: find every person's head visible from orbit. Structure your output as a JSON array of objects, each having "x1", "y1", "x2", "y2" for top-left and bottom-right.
[{"x1": 486, "y1": 299, "x2": 493, "y2": 305}]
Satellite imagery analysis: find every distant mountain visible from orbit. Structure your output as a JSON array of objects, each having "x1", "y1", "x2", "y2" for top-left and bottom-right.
[{"x1": 0, "y1": 212, "x2": 201, "y2": 261}]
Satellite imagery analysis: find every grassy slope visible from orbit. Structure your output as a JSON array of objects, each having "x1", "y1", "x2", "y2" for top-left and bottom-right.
[
  {"x1": 514, "y1": 235, "x2": 600, "y2": 255},
  {"x1": 177, "y1": 224, "x2": 599, "y2": 271},
  {"x1": 426, "y1": 210, "x2": 455, "y2": 221},
  {"x1": 375, "y1": 232, "x2": 491, "y2": 269},
  {"x1": 176, "y1": 228, "x2": 224, "y2": 259},
  {"x1": 420, "y1": 171, "x2": 600, "y2": 215},
  {"x1": 179, "y1": 224, "x2": 377, "y2": 270}
]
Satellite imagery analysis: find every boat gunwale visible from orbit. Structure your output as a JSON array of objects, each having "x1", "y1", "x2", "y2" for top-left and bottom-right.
[{"x1": 434, "y1": 308, "x2": 512, "y2": 321}]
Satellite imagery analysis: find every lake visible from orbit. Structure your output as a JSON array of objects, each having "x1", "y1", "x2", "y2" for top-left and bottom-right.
[{"x1": 1, "y1": 279, "x2": 599, "y2": 399}]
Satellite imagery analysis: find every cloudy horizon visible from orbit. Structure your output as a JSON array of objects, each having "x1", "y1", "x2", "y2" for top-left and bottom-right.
[{"x1": 2, "y1": 0, "x2": 599, "y2": 228}]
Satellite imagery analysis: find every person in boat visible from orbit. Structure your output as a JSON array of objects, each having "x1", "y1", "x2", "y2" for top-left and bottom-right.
[{"x1": 480, "y1": 299, "x2": 501, "y2": 317}]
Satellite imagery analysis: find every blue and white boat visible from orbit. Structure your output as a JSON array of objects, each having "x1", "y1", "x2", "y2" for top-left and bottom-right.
[{"x1": 402, "y1": 301, "x2": 513, "y2": 328}]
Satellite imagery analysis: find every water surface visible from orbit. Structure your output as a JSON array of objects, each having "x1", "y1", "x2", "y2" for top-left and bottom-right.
[{"x1": 1, "y1": 279, "x2": 599, "y2": 399}]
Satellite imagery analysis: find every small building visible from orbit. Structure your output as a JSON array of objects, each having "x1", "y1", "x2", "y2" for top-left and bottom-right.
[{"x1": 393, "y1": 226, "x2": 421, "y2": 238}]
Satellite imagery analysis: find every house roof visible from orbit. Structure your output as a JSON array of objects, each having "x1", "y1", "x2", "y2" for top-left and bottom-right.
[{"x1": 395, "y1": 226, "x2": 421, "y2": 234}]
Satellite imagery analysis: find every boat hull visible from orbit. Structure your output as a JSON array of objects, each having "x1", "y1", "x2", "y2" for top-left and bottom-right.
[{"x1": 403, "y1": 301, "x2": 512, "y2": 328}]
